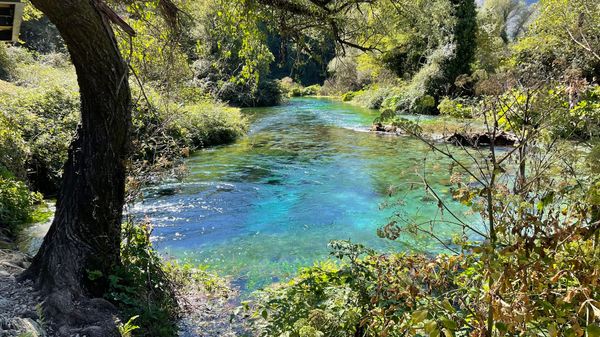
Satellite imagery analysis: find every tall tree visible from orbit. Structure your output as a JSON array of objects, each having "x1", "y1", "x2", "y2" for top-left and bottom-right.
[
  {"x1": 446, "y1": 0, "x2": 477, "y2": 83},
  {"x1": 20, "y1": 0, "x2": 130, "y2": 334}
]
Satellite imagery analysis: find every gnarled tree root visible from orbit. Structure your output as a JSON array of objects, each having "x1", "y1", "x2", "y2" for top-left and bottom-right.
[{"x1": 41, "y1": 290, "x2": 120, "y2": 337}]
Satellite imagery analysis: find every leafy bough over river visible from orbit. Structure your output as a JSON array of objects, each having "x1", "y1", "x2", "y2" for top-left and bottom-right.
[{"x1": 129, "y1": 97, "x2": 479, "y2": 292}]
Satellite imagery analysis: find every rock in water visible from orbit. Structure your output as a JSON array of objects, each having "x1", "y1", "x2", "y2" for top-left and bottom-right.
[
  {"x1": 447, "y1": 132, "x2": 517, "y2": 147},
  {"x1": 370, "y1": 123, "x2": 400, "y2": 134}
]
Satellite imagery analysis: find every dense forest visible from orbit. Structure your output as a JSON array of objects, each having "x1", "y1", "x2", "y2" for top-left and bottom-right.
[{"x1": 0, "y1": 0, "x2": 599, "y2": 336}]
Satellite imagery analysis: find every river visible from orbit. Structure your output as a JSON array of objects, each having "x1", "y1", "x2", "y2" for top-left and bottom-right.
[{"x1": 132, "y1": 97, "x2": 475, "y2": 292}]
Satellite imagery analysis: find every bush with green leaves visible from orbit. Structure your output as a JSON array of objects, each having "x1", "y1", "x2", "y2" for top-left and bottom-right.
[
  {"x1": 341, "y1": 91, "x2": 357, "y2": 102},
  {"x1": 85, "y1": 221, "x2": 181, "y2": 337},
  {"x1": 89, "y1": 221, "x2": 232, "y2": 337},
  {"x1": 174, "y1": 101, "x2": 247, "y2": 148},
  {"x1": 252, "y1": 260, "x2": 362, "y2": 337},
  {"x1": 0, "y1": 118, "x2": 29, "y2": 181},
  {"x1": 353, "y1": 86, "x2": 399, "y2": 110},
  {"x1": 278, "y1": 77, "x2": 303, "y2": 97},
  {"x1": 552, "y1": 84, "x2": 600, "y2": 140},
  {"x1": 289, "y1": 87, "x2": 304, "y2": 97},
  {"x1": 0, "y1": 83, "x2": 79, "y2": 195},
  {"x1": 0, "y1": 176, "x2": 42, "y2": 232},
  {"x1": 302, "y1": 85, "x2": 321, "y2": 96},
  {"x1": 253, "y1": 221, "x2": 600, "y2": 336},
  {"x1": 437, "y1": 97, "x2": 473, "y2": 118},
  {"x1": 411, "y1": 95, "x2": 436, "y2": 114},
  {"x1": 0, "y1": 43, "x2": 16, "y2": 80},
  {"x1": 321, "y1": 57, "x2": 362, "y2": 95},
  {"x1": 251, "y1": 241, "x2": 467, "y2": 337},
  {"x1": 131, "y1": 87, "x2": 246, "y2": 154},
  {"x1": 278, "y1": 78, "x2": 321, "y2": 98}
]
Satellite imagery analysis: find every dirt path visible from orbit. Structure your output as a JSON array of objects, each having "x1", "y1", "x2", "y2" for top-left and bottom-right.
[{"x1": 0, "y1": 242, "x2": 46, "y2": 337}]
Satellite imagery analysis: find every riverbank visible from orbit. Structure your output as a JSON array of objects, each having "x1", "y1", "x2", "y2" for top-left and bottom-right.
[
  {"x1": 310, "y1": 95, "x2": 495, "y2": 147},
  {"x1": 0, "y1": 230, "x2": 45, "y2": 337},
  {"x1": 0, "y1": 221, "x2": 255, "y2": 337}
]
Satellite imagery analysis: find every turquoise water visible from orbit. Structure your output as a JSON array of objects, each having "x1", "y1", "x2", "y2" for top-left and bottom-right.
[{"x1": 134, "y1": 98, "x2": 475, "y2": 291}]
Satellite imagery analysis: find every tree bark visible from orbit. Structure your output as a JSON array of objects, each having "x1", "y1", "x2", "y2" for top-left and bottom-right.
[{"x1": 22, "y1": 0, "x2": 130, "y2": 305}]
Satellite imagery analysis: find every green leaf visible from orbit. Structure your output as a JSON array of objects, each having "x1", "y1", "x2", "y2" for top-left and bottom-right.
[
  {"x1": 588, "y1": 325, "x2": 600, "y2": 337},
  {"x1": 412, "y1": 309, "x2": 429, "y2": 323},
  {"x1": 441, "y1": 318, "x2": 457, "y2": 330},
  {"x1": 442, "y1": 300, "x2": 455, "y2": 313},
  {"x1": 87, "y1": 269, "x2": 103, "y2": 281},
  {"x1": 425, "y1": 320, "x2": 439, "y2": 336}
]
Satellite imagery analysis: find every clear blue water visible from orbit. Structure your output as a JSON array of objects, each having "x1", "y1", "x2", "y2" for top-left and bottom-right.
[{"x1": 133, "y1": 98, "x2": 475, "y2": 291}]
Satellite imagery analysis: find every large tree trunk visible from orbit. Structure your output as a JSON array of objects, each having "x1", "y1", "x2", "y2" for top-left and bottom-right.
[{"x1": 20, "y1": 0, "x2": 131, "y2": 334}]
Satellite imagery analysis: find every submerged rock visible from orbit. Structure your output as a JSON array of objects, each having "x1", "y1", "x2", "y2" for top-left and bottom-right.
[{"x1": 157, "y1": 187, "x2": 180, "y2": 196}]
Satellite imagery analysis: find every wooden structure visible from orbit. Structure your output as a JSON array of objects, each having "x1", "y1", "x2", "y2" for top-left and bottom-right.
[{"x1": 0, "y1": 1, "x2": 24, "y2": 42}]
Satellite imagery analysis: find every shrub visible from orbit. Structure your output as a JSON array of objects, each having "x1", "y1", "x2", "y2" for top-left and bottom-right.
[
  {"x1": 552, "y1": 85, "x2": 600, "y2": 140},
  {"x1": 289, "y1": 87, "x2": 304, "y2": 97},
  {"x1": 38, "y1": 52, "x2": 71, "y2": 68},
  {"x1": 278, "y1": 77, "x2": 303, "y2": 96},
  {"x1": 381, "y1": 92, "x2": 410, "y2": 112},
  {"x1": 0, "y1": 176, "x2": 42, "y2": 232},
  {"x1": 341, "y1": 91, "x2": 357, "y2": 102},
  {"x1": 211, "y1": 79, "x2": 282, "y2": 107},
  {"x1": 97, "y1": 222, "x2": 180, "y2": 337},
  {"x1": 95, "y1": 221, "x2": 232, "y2": 337},
  {"x1": 0, "y1": 118, "x2": 29, "y2": 181},
  {"x1": 302, "y1": 84, "x2": 321, "y2": 96},
  {"x1": 251, "y1": 241, "x2": 465, "y2": 337},
  {"x1": 0, "y1": 85, "x2": 79, "y2": 195},
  {"x1": 4, "y1": 45, "x2": 36, "y2": 66},
  {"x1": 129, "y1": 89, "x2": 247, "y2": 191},
  {"x1": 324, "y1": 56, "x2": 365, "y2": 94},
  {"x1": 353, "y1": 86, "x2": 400, "y2": 110},
  {"x1": 0, "y1": 43, "x2": 15, "y2": 80},
  {"x1": 252, "y1": 259, "x2": 361, "y2": 337},
  {"x1": 255, "y1": 80, "x2": 282, "y2": 106},
  {"x1": 174, "y1": 101, "x2": 247, "y2": 148},
  {"x1": 437, "y1": 97, "x2": 473, "y2": 118},
  {"x1": 253, "y1": 236, "x2": 600, "y2": 337},
  {"x1": 411, "y1": 95, "x2": 436, "y2": 115},
  {"x1": 277, "y1": 78, "x2": 321, "y2": 98}
]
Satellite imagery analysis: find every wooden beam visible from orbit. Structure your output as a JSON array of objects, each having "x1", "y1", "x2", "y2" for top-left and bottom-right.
[
  {"x1": 11, "y1": 1, "x2": 23, "y2": 41},
  {"x1": 0, "y1": 1, "x2": 24, "y2": 41}
]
